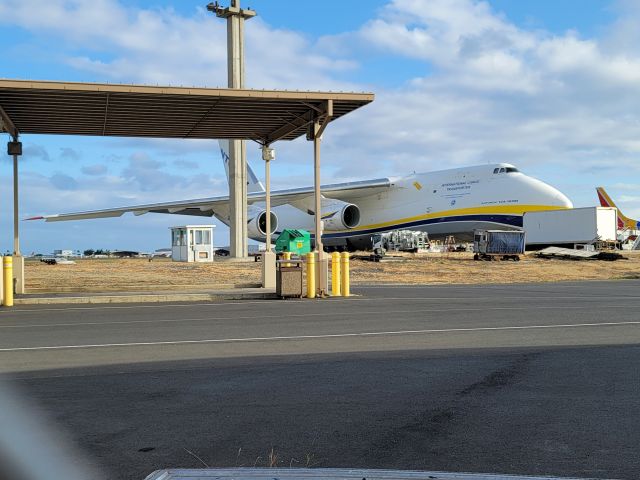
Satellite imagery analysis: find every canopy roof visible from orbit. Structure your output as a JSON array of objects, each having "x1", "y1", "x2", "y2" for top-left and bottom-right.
[{"x1": 0, "y1": 79, "x2": 374, "y2": 144}]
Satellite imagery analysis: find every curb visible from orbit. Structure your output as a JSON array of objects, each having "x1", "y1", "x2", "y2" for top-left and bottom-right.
[
  {"x1": 14, "y1": 292, "x2": 278, "y2": 305},
  {"x1": 24, "y1": 283, "x2": 262, "y2": 294}
]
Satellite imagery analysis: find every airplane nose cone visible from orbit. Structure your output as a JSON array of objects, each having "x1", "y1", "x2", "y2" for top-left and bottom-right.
[
  {"x1": 523, "y1": 175, "x2": 573, "y2": 209},
  {"x1": 553, "y1": 189, "x2": 573, "y2": 209}
]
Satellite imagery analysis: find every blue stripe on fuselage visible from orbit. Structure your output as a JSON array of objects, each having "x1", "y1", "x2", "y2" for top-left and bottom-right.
[{"x1": 322, "y1": 214, "x2": 523, "y2": 239}]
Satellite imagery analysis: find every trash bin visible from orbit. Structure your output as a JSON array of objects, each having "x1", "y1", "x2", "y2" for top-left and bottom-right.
[{"x1": 276, "y1": 258, "x2": 303, "y2": 298}]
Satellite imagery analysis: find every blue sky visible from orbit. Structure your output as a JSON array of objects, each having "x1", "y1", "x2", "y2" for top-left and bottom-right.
[{"x1": 1, "y1": 0, "x2": 640, "y2": 254}]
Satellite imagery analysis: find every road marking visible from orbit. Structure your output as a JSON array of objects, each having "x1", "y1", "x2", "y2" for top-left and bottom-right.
[
  {"x1": 1, "y1": 320, "x2": 639, "y2": 352},
  {"x1": 359, "y1": 281, "x2": 640, "y2": 288},
  {"x1": 2, "y1": 302, "x2": 640, "y2": 330}
]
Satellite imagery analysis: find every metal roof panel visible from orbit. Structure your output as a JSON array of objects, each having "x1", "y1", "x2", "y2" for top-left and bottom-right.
[{"x1": 0, "y1": 79, "x2": 374, "y2": 144}]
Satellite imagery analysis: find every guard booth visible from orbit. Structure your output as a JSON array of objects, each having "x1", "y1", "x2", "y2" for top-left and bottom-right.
[
  {"x1": 275, "y1": 229, "x2": 311, "y2": 255},
  {"x1": 171, "y1": 225, "x2": 215, "y2": 263}
]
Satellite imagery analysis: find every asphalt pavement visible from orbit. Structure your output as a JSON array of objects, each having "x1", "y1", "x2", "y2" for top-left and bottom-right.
[{"x1": 1, "y1": 280, "x2": 639, "y2": 480}]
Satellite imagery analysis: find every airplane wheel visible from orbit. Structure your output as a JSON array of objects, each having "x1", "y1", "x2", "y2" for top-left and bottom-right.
[{"x1": 473, "y1": 254, "x2": 479, "y2": 261}]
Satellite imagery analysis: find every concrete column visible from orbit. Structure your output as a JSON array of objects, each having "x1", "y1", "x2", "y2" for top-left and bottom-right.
[
  {"x1": 261, "y1": 251, "x2": 276, "y2": 289},
  {"x1": 228, "y1": 5, "x2": 246, "y2": 258},
  {"x1": 228, "y1": 139, "x2": 247, "y2": 258},
  {"x1": 13, "y1": 256, "x2": 24, "y2": 295}
]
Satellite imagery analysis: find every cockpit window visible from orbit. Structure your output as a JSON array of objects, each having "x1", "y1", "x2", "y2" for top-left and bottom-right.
[{"x1": 494, "y1": 166, "x2": 519, "y2": 174}]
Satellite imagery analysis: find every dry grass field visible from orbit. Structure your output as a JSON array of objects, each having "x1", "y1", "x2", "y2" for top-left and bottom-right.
[
  {"x1": 350, "y1": 251, "x2": 640, "y2": 285},
  {"x1": 24, "y1": 251, "x2": 640, "y2": 293},
  {"x1": 25, "y1": 257, "x2": 261, "y2": 293}
]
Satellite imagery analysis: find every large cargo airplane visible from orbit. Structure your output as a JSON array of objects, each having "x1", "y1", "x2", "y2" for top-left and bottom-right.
[
  {"x1": 31, "y1": 144, "x2": 572, "y2": 249},
  {"x1": 596, "y1": 187, "x2": 640, "y2": 231}
]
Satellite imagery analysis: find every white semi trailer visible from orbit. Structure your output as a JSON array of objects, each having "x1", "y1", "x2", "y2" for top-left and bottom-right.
[{"x1": 523, "y1": 207, "x2": 618, "y2": 248}]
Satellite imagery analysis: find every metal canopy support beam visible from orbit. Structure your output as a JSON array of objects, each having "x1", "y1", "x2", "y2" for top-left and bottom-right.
[
  {"x1": 310, "y1": 100, "x2": 333, "y2": 295},
  {"x1": 0, "y1": 104, "x2": 18, "y2": 138},
  {"x1": 314, "y1": 100, "x2": 333, "y2": 140},
  {"x1": 9, "y1": 133, "x2": 25, "y2": 294},
  {"x1": 13, "y1": 139, "x2": 20, "y2": 256},
  {"x1": 261, "y1": 145, "x2": 276, "y2": 288},
  {"x1": 265, "y1": 156, "x2": 271, "y2": 252},
  {"x1": 209, "y1": 0, "x2": 256, "y2": 259},
  {"x1": 313, "y1": 127, "x2": 323, "y2": 253},
  {"x1": 265, "y1": 100, "x2": 334, "y2": 145},
  {"x1": 266, "y1": 110, "x2": 315, "y2": 145},
  {"x1": 1, "y1": 104, "x2": 24, "y2": 294},
  {"x1": 310, "y1": 100, "x2": 333, "y2": 255}
]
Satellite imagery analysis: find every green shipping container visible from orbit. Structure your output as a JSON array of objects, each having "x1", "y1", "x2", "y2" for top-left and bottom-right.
[{"x1": 275, "y1": 229, "x2": 311, "y2": 254}]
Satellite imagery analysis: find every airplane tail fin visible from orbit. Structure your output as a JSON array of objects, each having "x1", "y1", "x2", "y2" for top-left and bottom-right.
[
  {"x1": 596, "y1": 187, "x2": 639, "y2": 230},
  {"x1": 219, "y1": 140, "x2": 265, "y2": 193},
  {"x1": 220, "y1": 139, "x2": 231, "y2": 182}
]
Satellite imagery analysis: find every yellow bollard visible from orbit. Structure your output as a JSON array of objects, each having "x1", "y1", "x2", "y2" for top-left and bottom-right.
[
  {"x1": 306, "y1": 252, "x2": 316, "y2": 299},
  {"x1": 283, "y1": 251, "x2": 291, "y2": 267},
  {"x1": 3, "y1": 256, "x2": 14, "y2": 307},
  {"x1": 340, "y1": 252, "x2": 350, "y2": 297},
  {"x1": 331, "y1": 251, "x2": 341, "y2": 296}
]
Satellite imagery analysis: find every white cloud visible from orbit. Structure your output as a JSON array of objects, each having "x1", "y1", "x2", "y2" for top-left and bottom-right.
[
  {"x1": 173, "y1": 159, "x2": 200, "y2": 170},
  {"x1": 0, "y1": 0, "x2": 357, "y2": 90},
  {"x1": 21, "y1": 144, "x2": 51, "y2": 163},
  {"x1": 319, "y1": 0, "x2": 640, "y2": 179},
  {"x1": 49, "y1": 172, "x2": 79, "y2": 190},
  {"x1": 81, "y1": 164, "x2": 108, "y2": 176},
  {"x1": 3, "y1": 0, "x2": 640, "y2": 179}
]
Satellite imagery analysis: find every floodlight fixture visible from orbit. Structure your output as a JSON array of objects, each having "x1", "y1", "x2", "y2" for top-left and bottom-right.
[{"x1": 261, "y1": 146, "x2": 275, "y2": 162}]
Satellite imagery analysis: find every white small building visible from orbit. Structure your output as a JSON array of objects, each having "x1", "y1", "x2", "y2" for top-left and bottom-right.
[
  {"x1": 54, "y1": 249, "x2": 74, "y2": 257},
  {"x1": 170, "y1": 225, "x2": 215, "y2": 262}
]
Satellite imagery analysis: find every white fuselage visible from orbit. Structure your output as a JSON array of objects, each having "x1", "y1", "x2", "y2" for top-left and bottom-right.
[{"x1": 218, "y1": 163, "x2": 572, "y2": 249}]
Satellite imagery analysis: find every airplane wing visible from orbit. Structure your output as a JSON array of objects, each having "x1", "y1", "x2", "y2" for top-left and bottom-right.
[
  {"x1": 268, "y1": 177, "x2": 393, "y2": 206},
  {"x1": 29, "y1": 178, "x2": 394, "y2": 222},
  {"x1": 28, "y1": 195, "x2": 232, "y2": 222}
]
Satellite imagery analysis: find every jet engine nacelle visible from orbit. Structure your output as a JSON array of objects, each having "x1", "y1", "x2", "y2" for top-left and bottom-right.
[
  {"x1": 321, "y1": 199, "x2": 361, "y2": 231},
  {"x1": 247, "y1": 206, "x2": 278, "y2": 239}
]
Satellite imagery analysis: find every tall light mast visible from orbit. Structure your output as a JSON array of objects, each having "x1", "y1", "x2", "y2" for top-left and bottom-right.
[{"x1": 207, "y1": 1, "x2": 256, "y2": 259}]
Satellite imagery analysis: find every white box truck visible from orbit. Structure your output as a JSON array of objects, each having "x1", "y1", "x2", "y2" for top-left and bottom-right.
[{"x1": 523, "y1": 207, "x2": 617, "y2": 248}]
